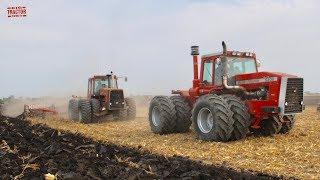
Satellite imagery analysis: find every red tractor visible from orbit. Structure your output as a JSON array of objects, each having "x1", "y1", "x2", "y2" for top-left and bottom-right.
[
  {"x1": 149, "y1": 42, "x2": 304, "y2": 142},
  {"x1": 68, "y1": 72, "x2": 136, "y2": 123}
]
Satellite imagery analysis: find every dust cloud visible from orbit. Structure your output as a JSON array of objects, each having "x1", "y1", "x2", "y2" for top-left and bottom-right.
[
  {"x1": 1, "y1": 95, "x2": 152, "y2": 118},
  {"x1": 2, "y1": 97, "x2": 69, "y2": 117}
]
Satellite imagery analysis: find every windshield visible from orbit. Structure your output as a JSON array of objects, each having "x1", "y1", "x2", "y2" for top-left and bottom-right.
[
  {"x1": 227, "y1": 57, "x2": 257, "y2": 76},
  {"x1": 214, "y1": 57, "x2": 257, "y2": 85},
  {"x1": 94, "y1": 78, "x2": 112, "y2": 93}
]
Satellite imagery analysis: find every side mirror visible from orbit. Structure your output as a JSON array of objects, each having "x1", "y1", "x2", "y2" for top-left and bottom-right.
[
  {"x1": 256, "y1": 59, "x2": 261, "y2": 68},
  {"x1": 124, "y1": 77, "x2": 128, "y2": 82}
]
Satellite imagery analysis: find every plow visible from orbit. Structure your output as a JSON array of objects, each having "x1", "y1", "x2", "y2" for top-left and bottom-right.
[{"x1": 23, "y1": 104, "x2": 58, "y2": 118}]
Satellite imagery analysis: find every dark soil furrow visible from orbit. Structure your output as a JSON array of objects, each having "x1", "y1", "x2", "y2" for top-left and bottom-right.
[{"x1": 0, "y1": 115, "x2": 282, "y2": 179}]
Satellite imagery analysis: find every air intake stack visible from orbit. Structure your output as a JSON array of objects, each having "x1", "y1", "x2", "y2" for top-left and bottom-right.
[{"x1": 191, "y1": 46, "x2": 200, "y2": 88}]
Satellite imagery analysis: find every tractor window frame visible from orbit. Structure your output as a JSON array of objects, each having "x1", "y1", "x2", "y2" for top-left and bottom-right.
[
  {"x1": 94, "y1": 78, "x2": 109, "y2": 93},
  {"x1": 202, "y1": 60, "x2": 214, "y2": 84},
  {"x1": 213, "y1": 57, "x2": 223, "y2": 86},
  {"x1": 227, "y1": 57, "x2": 257, "y2": 76}
]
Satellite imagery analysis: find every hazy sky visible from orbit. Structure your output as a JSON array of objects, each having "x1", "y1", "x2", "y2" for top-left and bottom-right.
[{"x1": 0, "y1": 0, "x2": 319, "y2": 98}]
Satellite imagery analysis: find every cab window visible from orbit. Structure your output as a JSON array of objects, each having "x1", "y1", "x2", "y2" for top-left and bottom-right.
[
  {"x1": 214, "y1": 58, "x2": 222, "y2": 85},
  {"x1": 203, "y1": 61, "x2": 213, "y2": 84},
  {"x1": 94, "y1": 79, "x2": 109, "y2": 93}
]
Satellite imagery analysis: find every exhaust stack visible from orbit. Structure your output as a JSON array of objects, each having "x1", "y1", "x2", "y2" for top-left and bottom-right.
[
  {"x1": 221, "y1": 41, "x2": 247, "y2": 91},
  {"x1": 191, "y1": 46, "x2": 200, "y2": 87}
]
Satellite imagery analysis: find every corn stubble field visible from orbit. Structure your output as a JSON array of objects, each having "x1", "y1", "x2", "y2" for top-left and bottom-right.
[{"x1": 30, "y1": 106, "x2": 320, "y2": 179}]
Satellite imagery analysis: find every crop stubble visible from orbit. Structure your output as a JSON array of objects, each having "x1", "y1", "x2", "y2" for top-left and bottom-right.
[{"x1": 29, "y1": 107, "x2": 320, "y2": 179}]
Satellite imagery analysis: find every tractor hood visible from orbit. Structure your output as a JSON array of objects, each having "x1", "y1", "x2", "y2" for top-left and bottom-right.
[
  {"x1": 235, "y1": 71, "x2": 304, "y2": 115},
  {"x1": 234, "y1": 71, "x2": 299, "y2": 86}
]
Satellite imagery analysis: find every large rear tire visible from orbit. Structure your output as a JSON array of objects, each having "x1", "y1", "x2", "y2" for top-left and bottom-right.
[
  {"x1": 68, "y1": 99, "x2": 79, "y2": 121},
  {"x1": 125, "y1": 98, "x2": 136, "y2": 119},
  {"x1": 279, "y1": 115, "x2": 295, "y2": 134},
  {"x1": 221, "y1": 94, "x2": 251, "y2": 140},
  {"x1": 91, "y1": 99, "x2": 100, "y2": 114},
  {"x1": 192, "y1": 94, "x2": 234, "y2": 142},
  {"x1": 90, "y1": 99, "x2": 100, "y2": 122},
  {"x1": 113, "y1": 110, "x2": 127, "y2": 120},
  {"x1": 79, "y1": 99, "x2": 92, "y2": 123},
  {"x1": 170, "y1": 96, "x2": 192, "y2": 133},
  {"x1": 149, "y1": 96, "x2": 176, "y2": 134},
  {"x1": 260, "y1": 116, "x2": 282, "y2": 136}
]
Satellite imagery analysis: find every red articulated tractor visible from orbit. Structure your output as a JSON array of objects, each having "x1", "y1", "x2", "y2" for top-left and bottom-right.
[
  {"x1": 149, "y1": 42, "x2": 304, "y2": 142},
  {"x1": 68, "y1": 72, "x2": 136, "y2": 123}
]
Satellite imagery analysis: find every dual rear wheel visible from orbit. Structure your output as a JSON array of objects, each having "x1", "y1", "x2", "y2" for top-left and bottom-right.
[
  {"x1": 68, "y1": 98, "x2": 136, "y2": 123},
  {"x1": 149, "y1": 94, "x2": 252, "y2": 142},
  {"x1": 149, "y1": 96, "x2": 192, "y2": 134},
  {"x1": 149, "y1": 94, "x2": 296, "y2": 142}
]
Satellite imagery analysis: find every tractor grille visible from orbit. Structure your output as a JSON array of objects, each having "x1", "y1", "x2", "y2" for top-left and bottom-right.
[
  {"x1": 109, "y1": 90, "x2": 125, "y2": 109},
  {"x1": 284, "y1": 78, "x2": 303, "y2": 114}
]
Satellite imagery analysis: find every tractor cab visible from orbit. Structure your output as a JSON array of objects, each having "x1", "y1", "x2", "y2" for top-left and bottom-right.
[
  {"x1": 200, "y1": 51, "x2": 258, "y2": 86},
  {"x1": 87, "y1": 73, "x2": 126, "y2": 110},
  {"x1": 87, "y1": 73, "x2": 120, "y2": 97},
  {"x1": 89, "y1": 75, "x2": 118, "y2": 94}
]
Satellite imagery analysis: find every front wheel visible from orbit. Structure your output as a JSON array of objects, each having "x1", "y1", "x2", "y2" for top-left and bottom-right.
[
  {"x1": 260, "y1": 116, "x2": 282, "y2": 136},
  {"x1": 192, "y1": 94, "x2": 234, "y2": 142},
  {"x1": 113, "y1": 110, "x2": 127, "y2": 120},
  {"x1": 221, "y1": 94, "x2": 251, "y2": 140},
  {"x1": 279, "y1": 115, "x2": 296, "y2": 134},
  {"x1": 125, "y1": 98, "x2": 136, "y2": 119}
]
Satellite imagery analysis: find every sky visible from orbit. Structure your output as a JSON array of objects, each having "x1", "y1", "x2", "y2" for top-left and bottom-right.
[{"x1": 0, "y1": 0, "x2": 319, "y2": 98}]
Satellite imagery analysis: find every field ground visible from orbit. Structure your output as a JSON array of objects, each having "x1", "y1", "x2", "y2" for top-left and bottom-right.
[
  {"x1": 30, "y1": 106, "x2": 320, "y2": 179},
  {"x1": 2, "y1": 115, "x2": 278, "y2": 179}
]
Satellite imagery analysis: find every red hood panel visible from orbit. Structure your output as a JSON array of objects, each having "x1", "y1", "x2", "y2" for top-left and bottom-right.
[{"x1": 235, "y1": 71, "x2": 298, "y2": 81}]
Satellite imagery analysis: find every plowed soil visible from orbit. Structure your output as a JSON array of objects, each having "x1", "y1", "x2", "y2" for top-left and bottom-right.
[
  {"x1": 0, "y1": 115, "x2": 279, "y2": 179},
  {"x1": 28, "y1": 107, "x2": 320, "y2": 179}
]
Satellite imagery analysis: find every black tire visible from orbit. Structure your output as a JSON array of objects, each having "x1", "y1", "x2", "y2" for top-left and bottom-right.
[
  {"x1": 170, "y1": 96, "x2": 192, "y2": 133},
  {"x1": 68, "y1": 98, "x2": 79, "y2": 121},
  {"x1": 125, "y1": 98, "x2": 136, "y2": 119},
  {"x1": 192, "y1": 94, "x2": 234, "y2": 142},
  {"x1": 279, "y1": 115, "x2": 296, "y2": 134},
  {"x1": 90, "y1": 99, "x2": 100, "y2": 122},
  {"x1": 91, "y1": 99, "x2": 100, "y2": 114},
  {"x1": 260, "y1": 116, "x2": 282, "y2": 136},
  {"x1": 149, "y1": 96, "x2": 176, "y2": 134},
  {"x1": 79, "y1": 99, "x2": 92, "y2": 123},
  {"x1": 113, "y1": 110, "x2": 127, "y2": 120},
  {"x1": 221, "y1": 94, "x2": 251, "y2": 140}
]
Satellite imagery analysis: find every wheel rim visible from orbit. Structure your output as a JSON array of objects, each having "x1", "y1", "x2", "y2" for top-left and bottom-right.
[
  {"x1": 197, "y1": 107, "x2": 213, "y2": 133},
  {"x1": 152, "y1": 106, "x2": 161, "y2": 127}
]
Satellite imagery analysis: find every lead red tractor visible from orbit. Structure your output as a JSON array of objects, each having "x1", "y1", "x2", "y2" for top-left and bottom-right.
[
  {"x1": 149, "y1": 42, "x2": 304, "y2": 142},
  {"x1": 68, "y1": 72, "x2": 136, "y2": 123}
]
